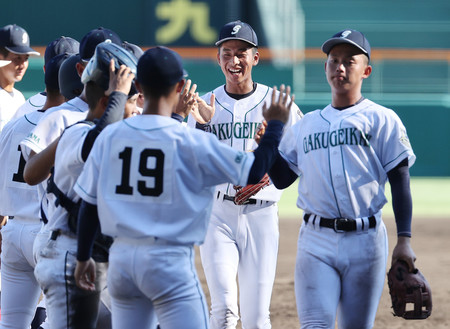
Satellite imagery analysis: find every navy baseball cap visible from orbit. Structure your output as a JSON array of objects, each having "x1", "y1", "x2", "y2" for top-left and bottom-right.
[
  {"x1": 59, "y1": 54, "x2": 84, "y2": 100},
  {"x1": 79, "y1": 27, "x2": 122, "y2": 61},
  {"x1": 321, "y1": 29, "x2": 371, "y2": 60},
  {"x1": 44, "y1": 36, "x2": 80, "y2": 66},
  {"x1": 45, "y1": 53, "x2": 70, "y2": 91},
  {"x1": 215, "y1": 20, "x2": 258, "y2": 47},
  {"x1": 137, "y1": 46, "x2": 187, "y2": 89},
  {"x1": 0, "y1": 24, "x2": 40, "y2": 55},
  {"x1": 122, "y1": 41, "x2": 144, "y2": 59},
  {"x1": 82, "y1": 41, "x2": 138, "y2": 94}
]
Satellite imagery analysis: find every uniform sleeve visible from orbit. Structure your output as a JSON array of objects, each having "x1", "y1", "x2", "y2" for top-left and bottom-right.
[
  {"x1": 278, "y1": 120, "x2": 303, "y2": 176},
  {"x1": 193, "y1": 131, "x2": 254, "y2": 187},
  {"x1": 74, "y1": 135, "x2": 103, "y2": 205},
  {"x1": 374, "y1": 109, "x2": 416, "y2": 173},
  {"x1": 20, "y1": 110, "x2": 65, "y2": 154}
]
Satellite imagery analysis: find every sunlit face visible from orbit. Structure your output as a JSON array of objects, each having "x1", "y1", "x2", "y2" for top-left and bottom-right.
[
  {"x1": 325, "y1": 43, "x2": 371, "y2": 94},
  {"x1": 0, "y1": 52, "x2": 29, "y2": 83},
  {"x1": 123, "y1": 94, "x2": 140, "y2": 118},
  {"x1": 217, "y1": 40, "x2": 259, "y2": 88}
]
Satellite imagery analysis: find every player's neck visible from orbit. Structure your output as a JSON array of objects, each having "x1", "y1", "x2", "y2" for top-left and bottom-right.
[
  {"x1": 0, "y1": 76, "x2": 15, "y2": 93},
  {"x1": 142, "y1": 97, "x2": 175, "y2": 117},
  {"x1": 225, "y1": 80, "x2": 255, "y2": 95},
  {"x1": 331, "y1": 91, "x2": 363, "y2": 109},
  {"x1": 41, "y1": 94, "x2": 65, "y2": 111}
]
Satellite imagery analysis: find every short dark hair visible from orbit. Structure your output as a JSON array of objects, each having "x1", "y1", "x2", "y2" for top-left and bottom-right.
[
  {"x1": 85, "y1": 81, "x2": 106, "y2": 110},
  {"x1": 0, "y1": 47, "x2": 9, "y2": 58}
]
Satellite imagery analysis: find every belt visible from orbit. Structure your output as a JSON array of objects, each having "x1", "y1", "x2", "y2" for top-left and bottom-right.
[
  {"x1": 50, "y1": 230, "x2": 62, "y2": 241},
  {"x1": 220, "y1": 192, "x2": 257, "y2": 205},
  {"x1": 303, "y1": 214, "x2": 376, "y2": 232}
]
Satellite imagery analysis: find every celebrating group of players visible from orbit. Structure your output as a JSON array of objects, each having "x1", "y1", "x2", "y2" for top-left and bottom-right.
[{"x1": 0, "y1": 19, "x2": 418, "y2": 329}]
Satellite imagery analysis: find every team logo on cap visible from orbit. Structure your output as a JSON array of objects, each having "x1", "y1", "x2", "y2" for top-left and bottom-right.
[
  {"x1": 231, "y1": 25, "x2": 242, "y2": 35},
  {"x1": 22, "y1": 32, "x2": 28, "y2": 45},
  {"x1": 340, "y1": 30, "x2": 352, "y2": 38}
]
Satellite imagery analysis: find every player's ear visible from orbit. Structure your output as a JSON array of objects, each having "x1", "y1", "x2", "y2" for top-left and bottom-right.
[
  {"x1": 252, "y1": 49, "x2": 260, "y2": 66},
  {"x1": 216, "y1": 51, "x2": 221, "y2": 66},
  {"x1": 362, "y1": 64, "x2": 372, "y2": 79},
  {"x1": 75, "y1": 62, "x2": 85, "y2": 78},
  {"x1": 176, "y1": 79, "x2": 185, "y2": 93}
]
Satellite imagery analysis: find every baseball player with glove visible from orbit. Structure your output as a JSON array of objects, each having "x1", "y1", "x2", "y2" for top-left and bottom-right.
[
  {"x1": 0, "y1": 52, "x2": 69, "y2": 329},
  {"x1": 73, "y1": 45, "x2": 294, "y2": 329},
  {"x1": 268, "y1": 29, "x2": 419, "y2": 328},
  {"x1": 187, "y1": 20, "x2": 302, "y2": 329}
]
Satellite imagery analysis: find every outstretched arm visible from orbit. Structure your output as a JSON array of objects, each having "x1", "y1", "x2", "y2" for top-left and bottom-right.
[
  {"x1": 247, "y1": 85, "x2": 294, "y2": 184},
  {"x1": 387, "y1": 158, "x2": 416, "y2": 271}
]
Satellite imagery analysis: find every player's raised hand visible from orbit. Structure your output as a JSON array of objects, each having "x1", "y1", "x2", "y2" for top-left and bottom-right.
[
  {"x1": 105, "y1": 59, "x2": 135, "y2": 97},
  {"x1": 262, "y1": 85, "x2": 294, "y2": 124},
  {"x1": 192, "y1": 93, "x2": 215, "y2": 124},
  {"x1": 175, "y1": 79, "x2": 198, "y2": 118},
  {"x1": 75, "y1": 259, "x2": 97, "y2": 292}
]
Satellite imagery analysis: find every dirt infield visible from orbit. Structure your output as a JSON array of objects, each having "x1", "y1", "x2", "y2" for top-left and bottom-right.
[{"x1": 196, "y1": 215, "x2": 449, "y2": 328}]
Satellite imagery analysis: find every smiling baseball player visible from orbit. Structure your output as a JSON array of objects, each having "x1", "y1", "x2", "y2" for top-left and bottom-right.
[
  {"x1": 268, "y1": 29, "x2": 417, "y2": 328},
  {"x1": 187, "y1": 20, "x2": 302, "y2": 329}
]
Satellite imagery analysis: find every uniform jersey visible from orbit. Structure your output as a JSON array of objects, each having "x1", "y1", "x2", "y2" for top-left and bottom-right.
[
  {"x1": 75, "y1": 115, "x2": 254, "y2": 245},
  {"x1": 187, "y1": 83, "x2": 302, "y2": 201},
  {"x1": 47, "y1": 122, "x2": 91, "y2": 233},
  {"x1": 279, "y1": 98, "x2": 416, "y2": 219},
  {"x1": 11, "y1": 92, "x2": 46, "y2": 121},
  {"x1": 0, "y1": 87, "x2": 25, "y2": 132},
  {"x1": 20, "y1": 96, "x2": 88, "y2": 158},
  {"x1": 0, "y1": 110, "x2": 44, "y2": 219}
]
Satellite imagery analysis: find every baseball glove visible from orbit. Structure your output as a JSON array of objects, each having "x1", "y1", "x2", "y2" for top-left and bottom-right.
[
  {"x1": 387, "y1": 260, "x2": 432, "y2": 320},
  {"x1": 234, "y1": 173, "x2": 270, "y2": 205}
]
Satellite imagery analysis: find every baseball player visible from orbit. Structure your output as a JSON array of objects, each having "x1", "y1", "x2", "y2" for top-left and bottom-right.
[
  {"x1": 72, "y1": 45, "x2": 293, "y2": 329},
  {"x1": 268, "y1": 29, "x2": 417, "y2": 328},
  {"x1": 11, "y1": 36, "x2": 80, "y2": 120},
  {"x1": 186, "y1": 20, "x2": 302, "y2": 329},
  {"x1": 0, "y1": 52, "x2": 69, "y2": 329},
  {"x1": 33, "y1": 41, "x2": 139, "y2": 329},
  {"x1": 0, "y1": 24, "x2": 40, "y2": 132}
]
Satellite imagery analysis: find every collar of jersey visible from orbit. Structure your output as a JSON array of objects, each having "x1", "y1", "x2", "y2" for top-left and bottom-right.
[{"x1": 122, "y1": 114, "x2": 178, "y2": 131}]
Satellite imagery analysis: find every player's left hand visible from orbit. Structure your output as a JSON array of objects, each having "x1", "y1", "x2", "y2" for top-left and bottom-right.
[
  {"x1": 175, "y1": 79, "x2": 198, "y2": 118},
  {"x1": 192, "y1": 93, "x2": 215, "y2": 124},
  {"x1": 105, "y1": 59, "x2": 135, "y2": 97},
  {"x1": 391, "y1": 236, "x2": 416, "y2": 272},
  {"x1": 75, "y1": 258, "x2": 97, "y2": 291},
  {"x1": 263, "y1": 85, "x2": 294, "y2": 124}
]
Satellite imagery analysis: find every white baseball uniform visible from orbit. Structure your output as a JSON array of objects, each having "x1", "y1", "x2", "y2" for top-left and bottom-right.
[
  {"x1": 0, "y1": 110, "x2": 44, "y2": 328},
  {"x1": 74, "y1": 114, "x2": 255, "y2": 329},
  {"x1": 278, "y1": 99, "x2": 415, "y2": 328},
  {"x1": 0, "y1": 87, "x2": 25, "y2": 132},
  {"x1": 187, "y1": 83, "x2": 302, "y2": 329},
  {"x1": 11, "y1": 92, "x2": 47, "y2": 121},
  {"x1": 34, "y1": 122, "x2": 107, "y2": 329}
]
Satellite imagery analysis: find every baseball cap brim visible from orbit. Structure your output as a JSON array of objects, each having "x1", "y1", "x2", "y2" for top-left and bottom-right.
[
  {"x1": 321, "y1": 38, "x2": 368, "y2": 56},
  {"x1": 6, "y1": 45, "x2": 40, "y2": 56},
  {"x1": 215, "y1": 37, "x2": 257, "y2": 47},
  {"x1": 0, "y1": 60, "x2": 11, "y2": 67}
]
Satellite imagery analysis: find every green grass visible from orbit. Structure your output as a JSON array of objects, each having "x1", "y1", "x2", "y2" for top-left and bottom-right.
[{"x1": 278, "y1": 177, "x2": 450, "y2": 219}]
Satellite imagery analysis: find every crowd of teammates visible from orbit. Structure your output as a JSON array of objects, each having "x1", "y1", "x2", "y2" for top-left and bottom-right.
[{"x1": 0, "y1": 20, "x2": 418, "y2": 329}]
